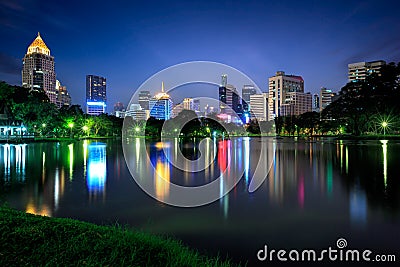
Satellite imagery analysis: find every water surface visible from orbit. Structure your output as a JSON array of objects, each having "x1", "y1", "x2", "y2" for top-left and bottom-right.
[{"x1": 1, "y1": 138, "x2": 399, "y2": 265}]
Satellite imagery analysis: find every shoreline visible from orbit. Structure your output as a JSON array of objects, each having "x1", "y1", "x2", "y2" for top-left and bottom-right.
[
  {"x1": 0, "y1": 206, "x2": 235, "y2": 267},
  {"x1": 0, "y1": 136, "x2": 119, "y2": 144},
  {"x1": 2, "y1": 134, "x2": 400, "y2": 144}
]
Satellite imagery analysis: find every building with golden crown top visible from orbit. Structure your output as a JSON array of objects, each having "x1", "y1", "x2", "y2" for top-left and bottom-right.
[
  {"x1": 149, "y1": 82, "x2": 173, "y2": 120},
  {"x1": 22, "y1": 33, "x2": 57, "y2": 104}
]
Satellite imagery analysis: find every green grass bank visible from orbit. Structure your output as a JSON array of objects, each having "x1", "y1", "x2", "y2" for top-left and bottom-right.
[{"x1": 0, "y1": 207, "x2": 234, "y2": 266}]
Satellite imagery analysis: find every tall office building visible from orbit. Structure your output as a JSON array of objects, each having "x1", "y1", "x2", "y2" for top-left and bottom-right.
[
  {"x1": 219, "y1": 75, "x2": 241, "y2": 116},
  {"x1": 319, "y1": 87, "x2": 337, "y2": 110},
  {"x1": 22, "y1": 33, "x2": 57, "y2": 104},
  {"x1": 172, "y1": 103, "x2": 184, "y2": 118},
  {"x1": 193, "y1": 99, "x2": 200, "y2": 112},
  {"x1": 86, "y1": 75, "x2": 106, "y2": 115},
  {"x1": 55, "y1": 80, "x2": 71, "y2": 108},
  {"x1": 250, "y1": 93, "x2": 268, "y2": 121},
  {"x1": 183, "y1": 98, "x2": 194, "y2": 110},
  {"x1": 126, "y1": 104, "x2": 148, "y2": 120},
  {"x1": 280, "y1": 92, "x2": 312, "y2": 117},
  {"x1": 221, "y1": 74, "x2": 228, "y2": 87},
  {"x1": 268, "y1": 71, "x2": 304, "y2": 120},
  {"x1": 313, "y1": 94, "x2": 320, "y2": 113},
  {"x1": 242, "y1": 85, "x2": 257, "y2": 112},
  {"x1": 149, "y1": 82, "x2": 173, "y2": 120},
  {"x1": 138, "y1": 90, "x2": 151, "y2": 110},
  {"x1": 348, "y1": 60, "x2": 386, "y2": 82}
]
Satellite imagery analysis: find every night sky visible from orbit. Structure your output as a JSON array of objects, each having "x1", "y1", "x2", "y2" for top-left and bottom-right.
[{"x1": 1, "y1": 0, "x2": 399, "y2": 112}]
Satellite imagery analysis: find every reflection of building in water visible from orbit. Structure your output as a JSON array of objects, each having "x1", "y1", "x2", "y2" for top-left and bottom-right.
[
  {"x1": 154, "y1": 158, "x2": 170, "y2": 201},
  {"x1": 150, "y1": 142, "x2": 171, "y2": 201},
  {"x1": 2, "y1": 144, "x2": 26, "y2": 181},
  {"x1": 25, "y1": 143, "x2": 67, "y2": 216},
  {"x1": 268, "y1": 143, "x2": 288, "y2": 203},
  {"x1": 87, "y1": 143, "x2": 107, "y2": 197},
  {"x1": 218, "y1": 139, "x2": 230, "y2": 218},
  {"x1": 349, "y1": 185, "x2": 367, "y2": 226}
]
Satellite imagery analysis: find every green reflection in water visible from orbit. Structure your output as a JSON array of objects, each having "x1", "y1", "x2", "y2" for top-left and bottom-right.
[
  {"x1": 327, "y1": 161, "x2": 333, "y2": 196},
  {"x1": 381, "y1": 140, "x2": 388, "y2": 188},
  {"x1": 68, "y1": 143, "x2": 73, "y2": 180}
]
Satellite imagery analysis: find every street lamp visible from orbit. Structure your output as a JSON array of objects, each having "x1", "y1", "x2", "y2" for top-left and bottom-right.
[
  {"x1": 68, "y1": 122, "x2": 74, "y2": 138},
  {"x1": 382, "y1": 121, "x2": 388, "y2": 136},
  {"x1": 41, "y1": 123, "x2": 46, "y2": 137},
  {"x1": 82, "y1": 125, "x2": 89, "y2": 137}
]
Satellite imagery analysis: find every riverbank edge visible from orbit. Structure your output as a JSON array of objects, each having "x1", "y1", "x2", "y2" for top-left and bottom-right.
[
  {"x1": 0, "y1": 207, "x2": 235, "y2": 267},
  {"x1": 0, "y1": 136, "x2": 119, "y2": 144}
]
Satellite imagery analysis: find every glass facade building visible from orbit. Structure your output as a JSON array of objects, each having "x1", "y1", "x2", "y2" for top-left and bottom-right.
[{"x1": 86, "y1": 75, "x2": 106, "y2": 115}]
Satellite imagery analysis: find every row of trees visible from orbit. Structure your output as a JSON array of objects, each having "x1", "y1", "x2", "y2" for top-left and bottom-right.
[
  {"x1": 322, "y1": 62, "x2": 400, "y2": 135},
  {"x1": 0, "y1": 82, "x2": 123, "y2": 138},
  {"x1": 273, "y1": 62, "x2": 400, "y2": 136},
  {"x1": 124, "y1": 110, "x2": 245, "y2": 138}
]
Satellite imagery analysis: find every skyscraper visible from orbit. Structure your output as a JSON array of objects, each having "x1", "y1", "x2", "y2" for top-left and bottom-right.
[
  {"x1": 250, "y1": 93, "x2": 268, "y2": 121},
  {"x1": 55, "y1": 80, "x2": 71, "y2": 108},
  {"x1": 86, "y1": 75, "x2": 106, "y2": 115},
  {"x1": 149, "y1": 82, "x2": 173, "y2": 120},
  {"x1": 193, "y1": 99, "x2": 200, "y2": 113},
  {"x1": 280, "y1": 92, "x2": 312, "y2": 117},
  {"x1": 268, "y1": 71, "x2": 304, "y2": 120},
  {"x1": 313, "y1": 94, "x2": 320, "y2": 113},
  {"x1": 319, "y1": 87, "x2": 337, "y2": 110},
  {"x1": 348, "y1": 60, "x2": 386, "y2": 82},
  {"x1": 183, "y1": 98, "x2": 194, "y2": 110},
  {"x1": 138, "y1": 91, "x2": 151, "y2": 110},
  {"x1": 22, "y1": 33, "x2": 57, "y2": 104},
  {"x1": 242, "y1": 85, "x2": 257, "y2": 112},
  {"x1": 218, "y1": 75, "x2": 241, "y2": 116}
]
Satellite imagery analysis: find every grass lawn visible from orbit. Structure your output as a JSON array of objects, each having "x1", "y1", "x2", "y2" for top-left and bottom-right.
[{"x1": 0, "y1": 207, "x2": 235, "y2": 266}]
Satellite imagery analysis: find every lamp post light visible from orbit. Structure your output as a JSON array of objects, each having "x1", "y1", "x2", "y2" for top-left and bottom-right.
[
  {"x1": 42, "y1": 123, "x2": 46, "y2": 137},
  {"x1": 382, "y1": 121, "x2": 388, "y2": 136},
  {"x1": 82, "y1": 125, "x2": 89, "y2": 137},
  {"x1": 68, "y1": 122, "x2": 74, "y2": 138}
]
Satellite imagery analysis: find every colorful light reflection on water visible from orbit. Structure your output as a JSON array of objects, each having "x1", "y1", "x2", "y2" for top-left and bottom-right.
[
  {"x1": 0, "y1": 138, "x2": 399, "y2": 266},
  {"x1": 86, "y1": 142, "x2": 107, "y2": 194}
]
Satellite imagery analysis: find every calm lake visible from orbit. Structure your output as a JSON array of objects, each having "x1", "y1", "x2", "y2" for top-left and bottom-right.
[{"x1": 1, "y1": 137, "x2": 399, "y2": 265}]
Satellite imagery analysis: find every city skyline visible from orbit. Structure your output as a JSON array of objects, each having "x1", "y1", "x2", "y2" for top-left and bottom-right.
[{"x1": 0, "y1": 0, "x2": 400, "y2": 112}]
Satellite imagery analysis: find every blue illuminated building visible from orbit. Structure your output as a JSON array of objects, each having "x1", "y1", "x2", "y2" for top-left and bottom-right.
[
  {"x1": 86, "y1": 75, "x2": 106, "y2": 115},
  {"x1": 87, "y1": 142, "x2": 107, "y2": 192},
  {"x1": 149, "y1": 82, "x2": 173, "y2": 120}
]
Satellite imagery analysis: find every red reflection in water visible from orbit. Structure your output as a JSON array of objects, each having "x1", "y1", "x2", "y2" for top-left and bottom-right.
[
  {"x1": 218, "y1": 140, "x2": 229, "y2": 173},
  {"x1": 298, "y1": 175, "x2": 304, "y2": 209}
]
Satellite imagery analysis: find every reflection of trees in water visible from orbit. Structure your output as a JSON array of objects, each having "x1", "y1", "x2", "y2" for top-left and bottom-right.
[{"x1": 335, "y1": 142, "x2": 400, "y2": 215}]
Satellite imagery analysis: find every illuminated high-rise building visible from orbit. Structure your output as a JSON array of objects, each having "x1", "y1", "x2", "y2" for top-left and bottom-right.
[
  {"x1": 55, "y1": 80, "x2": 71, "y2": 108},
  {"x1": 319, "y1": 87, "x2": 337, "y2": 110},
  {"x1": 22, "y1": 33, "x2": 57, "y2": 104},
  {"x1": 268, "y1": 71, "x2": 304, "y2": 120},
  {"x1": 348, "y1": 60, "x2": 386, "y2": 82},
  {"x1": 242, "y1": 85, "x2": 257, "y2": 112},
  {"x1": 183, "y1": 98, "x2": 194, "y2": 110},
  {"x1": 138, "y1": 90, "x2": 151, "y2": 110},
  {"x1": 149, "y1": 82, "x2": 173, "y2": 120},
  {"x1": 250, "y1": 93, "x2": 268, "y2": 121},
  {"x1": 86, "y1": 75, "x2": 106, "y2": 115},
  {"x1": 280, "y1": 92, "x2": 312, "y2": 117},
  {"x1": 219, "y1": 75, "x2": 241, "y2": 116}
]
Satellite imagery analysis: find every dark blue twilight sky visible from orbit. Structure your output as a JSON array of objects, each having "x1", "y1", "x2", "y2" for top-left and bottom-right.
[{"x1": 0, "y1": 0, "x2": 399, "y2": 112}]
